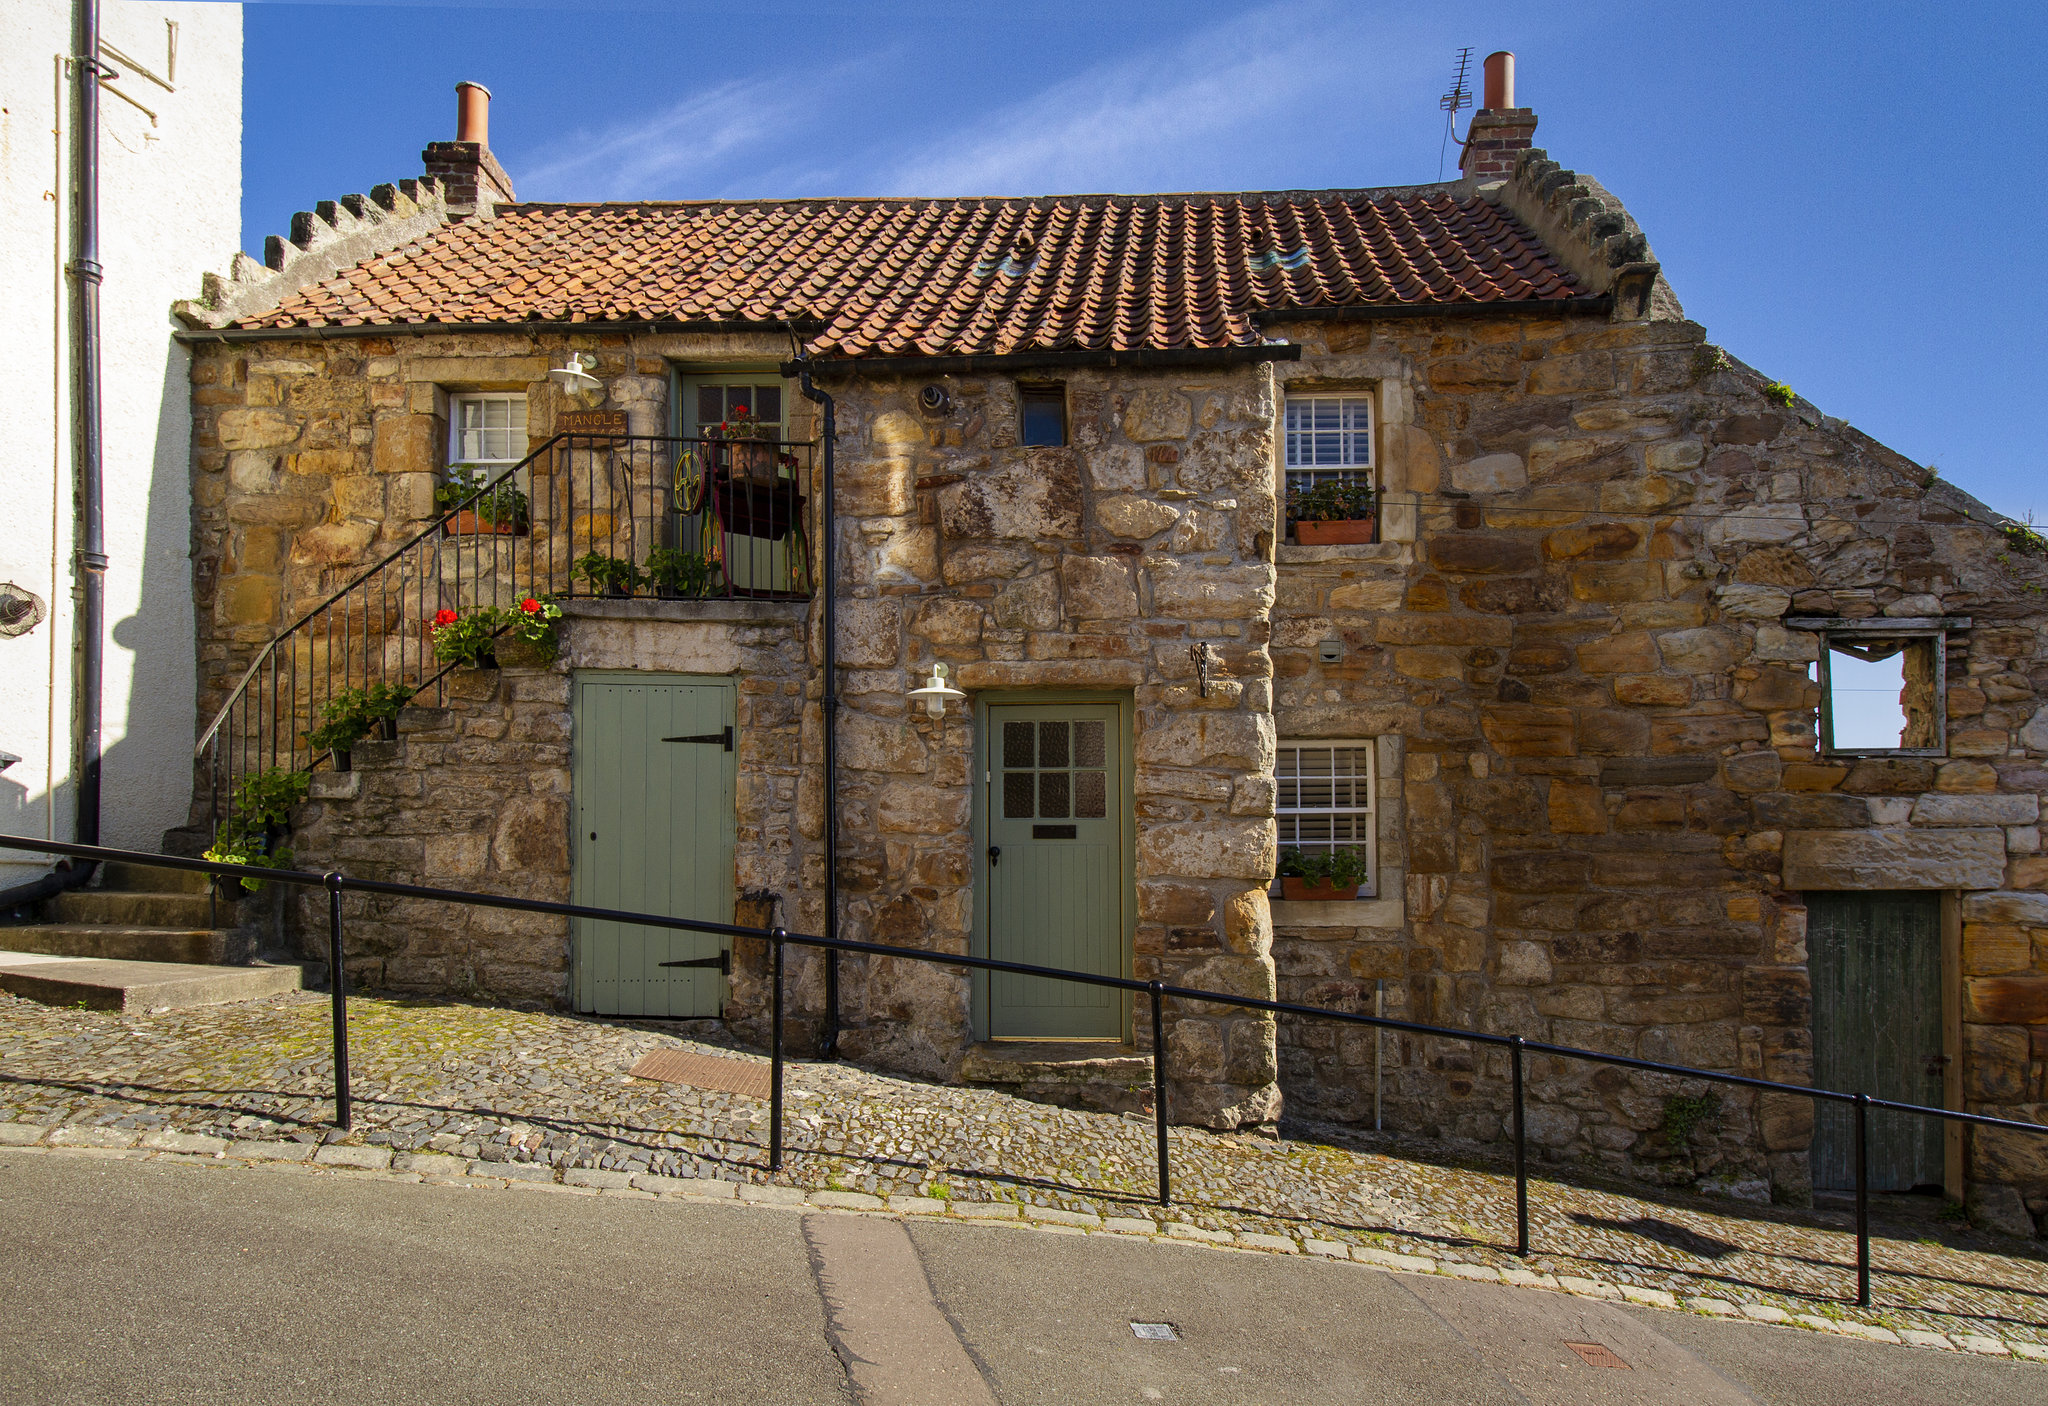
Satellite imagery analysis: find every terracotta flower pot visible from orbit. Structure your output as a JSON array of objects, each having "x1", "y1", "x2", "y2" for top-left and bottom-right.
[
  {"x1": 446, "y1": 511, "x2": 526, "y2": 537},
  {"x1": 1280, "y1": 876, "x2": 1360, "y2": 902},
  {"x1": 725, "y1": 438, "x2": 780, "y2": 485},
  {"x1": 1293, "y1": 517, "x2": 1375, "y2": 546}
]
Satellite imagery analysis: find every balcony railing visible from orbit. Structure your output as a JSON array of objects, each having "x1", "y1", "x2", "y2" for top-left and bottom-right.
[{"x1": 192, "y1": 432, "x2": 815, "y2": 842}]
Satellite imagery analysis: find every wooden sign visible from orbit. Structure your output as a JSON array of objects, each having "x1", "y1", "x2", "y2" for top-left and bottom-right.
[{"x1": 558, "y1": 409, "x2": 628, "y2": 434}]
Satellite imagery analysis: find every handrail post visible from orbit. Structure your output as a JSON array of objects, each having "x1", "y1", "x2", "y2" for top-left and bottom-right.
[
  {"x1": 1854, "y1": 1092, "x2": 1870, "y2": 1307},
  {"x1": 1150, "y1": 980, "x2": 1169, "y2": 1207},
  {"x1": 324, "y1": 871, "x2": 351, "y2": 1131},
  {"x1": 1511, "y1": 1034, "x2": 1528, "y2": 1256},
  {"x1": 769, "y1": 927, "x2": 786, "y2": 1172}
]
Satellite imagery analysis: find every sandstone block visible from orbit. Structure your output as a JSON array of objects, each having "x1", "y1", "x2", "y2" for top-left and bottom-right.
[
  {"x1": 911, "y1": 598, "x2": 984, "y2": 646},
  {"x1": 1548, "y1": 780, "x2": 1606, "y2": 834},
  {"x1": 1577, "y1": 631, "x2": 1659, "y2": 674},
  {"x1": 839, "y1": 711, "x2": 929, "y2": 772},
  {"x1": 1121, "y1": 390, "x2": 1192, "y2": 442},
  {"x1": 877, "y1": 782, "x2": 970, "y2": 834},
  {"x1": 1962, "y1": 924, "x2": 2031, "y2": 975},
  {"x1": 841, "y1": 454, "x2": 914, "y2": 517},
  {"x1": 1715, "y1": 584, "x2": 1791, "y2": 620},
  {"x1": 1138, "y1": 821, "x2": 1275, "y2": 882},
  {"x1": 1782, "y1": 829, "x2": 2007, "y2": 890},
  {"x1": 1962, "y1": 890, "x2": 2048, "y2": 924},
  {"x1": 1095, "y1": 495, "x2": 1182, "y2": 539},
  {"x1": 1147, "y1": 560, "x2": 1274, "y2": 620},
  {"x1": 1706, "y1": 505, "x2": 1804, "y2": 546},
  {"x1": 1480, "y1": 705, "x2": 1575, "y2": 758},
  {"x1": 1061, "y1": 555, "x2": 1139, "y2": 619},
  {"x1": 1450, "y1": 453, "x2": 1526, "y2": 493},
  {"x1": 1427, "y1": 535, "x2": 1538, "y2": 575},
  {"x1": 1615, "y1": 674, "x2": 1691, "y2": 706},
  {"x1": 869, "y1": 409, "x2": 925, "y2": 446},
  {"x1": 217, "y1": 408, "x2": 300, "y2": 450},
  {"x1": 938, "y1": 460, "x2": 1082, "y2": 540},
  {"x1": 372, "y1": 414, "x2": 436, "y2": 474},
  {"x1": 1326, "y1": 580, "x2": 1403, "y2": 611},
  {"x1": 1137, "y1": 714, "x2": 1275, "y2": 770},
  {"x1": 218, "y1": 575, "x2": 281, "y2": 626},
  {"x1": 837, "y1": 597, "x2": 902, "y2": 667},
  {"x1": 1936, "y1": 761, "x2": 1999, "y2": 793},
  {"x1": 1912, "y1": 795, "x2": 2039, "y2": 827}
]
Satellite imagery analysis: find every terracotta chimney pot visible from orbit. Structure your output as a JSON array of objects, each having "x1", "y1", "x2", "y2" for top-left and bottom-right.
[
  {"x1": 423, "y1": 80, "x2": 516, "y2": 220},
  {"x1": 1459, "y1": 51, "x2": 1536, "y2": 183},
  {"x1": 455, "y1": 81, "x2": 491, "y2": 146}
]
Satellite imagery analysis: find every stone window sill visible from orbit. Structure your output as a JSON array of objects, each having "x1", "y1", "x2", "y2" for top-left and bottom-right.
[
  {"x1": 1277, "y1": 543, "x2": 1405, "y2": 565},
  {"x1": 1270, "y1": 896, "x2": 1405, "y2": 929}
]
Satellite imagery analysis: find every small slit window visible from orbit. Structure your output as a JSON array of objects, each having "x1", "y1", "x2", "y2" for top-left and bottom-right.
[
  {"x1": 1806, "y1": 622, "x2": 1952, "y2": 757},
  {"x1": 450, "y1": 393, "x2": 529, "y2": 465},
  {"x1": 1274, "y1": 740, "x2": 1377, "y2": 897},
  {"x1": 1019, "y1": 385, "x2": 1067, "y2": 447}
]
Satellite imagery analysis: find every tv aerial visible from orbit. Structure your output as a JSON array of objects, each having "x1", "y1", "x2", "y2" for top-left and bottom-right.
[{"x1": 1438, "y1": 46, "x2": 1474, "y2": 181}]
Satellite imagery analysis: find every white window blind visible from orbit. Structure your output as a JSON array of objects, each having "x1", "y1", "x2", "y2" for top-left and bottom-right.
[
  {"x1": 1274, "y1": 740, "x2": 1376, "y2": 896},
  {"x1": 1283, "y1": 394, "x2": 1373, "y2": 497},
  {"x1": 451, "y1": 394, "x2": 529, "y2": 465}
]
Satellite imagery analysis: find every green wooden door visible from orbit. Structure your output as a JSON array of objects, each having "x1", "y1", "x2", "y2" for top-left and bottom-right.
[
  {"x1": 572, "y1": 673, "x2": 736, "y2": 1017},
  {"x1": 1809, "y1": 891, "x2": 1945, "y2": 1191},
  {"x1": 985, "y1": 704, "x2": 1127, "y2": 1039}
]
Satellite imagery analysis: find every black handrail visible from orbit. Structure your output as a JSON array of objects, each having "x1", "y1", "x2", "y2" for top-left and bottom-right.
[{"x1": 4, "y1": 833, "x2": 2043, "y2": 1309}]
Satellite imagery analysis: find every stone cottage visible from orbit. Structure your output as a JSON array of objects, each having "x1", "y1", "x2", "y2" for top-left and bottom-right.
[{"x1": 168, "y1": 68, "x2": 2048, "y2": 1222}]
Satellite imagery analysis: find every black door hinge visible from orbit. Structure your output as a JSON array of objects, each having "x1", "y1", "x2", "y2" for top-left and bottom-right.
[
  {"x1": 659, "y1": 951, "x2": 732, "y2": 974},
  {"x1": 661, "y1": 726, "x2": 733, "y2": 751}
]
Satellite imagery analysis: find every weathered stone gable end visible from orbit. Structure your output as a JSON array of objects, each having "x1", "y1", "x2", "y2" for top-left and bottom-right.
[{"x1": 1261, "y1": 301, "x2": 2048, "y2": 1200}]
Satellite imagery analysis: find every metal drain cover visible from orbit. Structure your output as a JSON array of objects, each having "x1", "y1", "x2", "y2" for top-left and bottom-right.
[
  {"x1": 1564, "y1": 1341, "x2": 1629, "y2": 1370},
  {"x1": 1130, "y1": 1322, "x2": 1179, "y2": 1341}
]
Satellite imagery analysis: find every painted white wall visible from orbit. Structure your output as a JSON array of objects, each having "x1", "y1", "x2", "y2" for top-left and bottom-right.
[{"x1": 0, "y1": 2, "x2": 241, "y2": 882}]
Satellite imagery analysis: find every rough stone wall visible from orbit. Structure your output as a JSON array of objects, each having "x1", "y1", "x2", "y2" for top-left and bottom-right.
[
  {"x1": 804, "y1": 369, "x2": 1283, "y2": 1129},
  {"x1": 1263, "y1": 309, "x2": 2048, "y2": 1207}
]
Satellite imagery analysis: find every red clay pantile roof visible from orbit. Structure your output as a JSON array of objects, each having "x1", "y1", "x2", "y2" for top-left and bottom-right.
[{"x1": 241, "y1": 190, "x2": 1586, "y2": 356}]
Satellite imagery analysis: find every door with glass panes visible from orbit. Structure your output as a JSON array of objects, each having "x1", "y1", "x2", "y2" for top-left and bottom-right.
[
  {"x1": 983, "y1": 703, "x2": 1128, "y2": 1039},
  {"x1": 677, "y1": 373, "x2": 796, "y2": 595}
]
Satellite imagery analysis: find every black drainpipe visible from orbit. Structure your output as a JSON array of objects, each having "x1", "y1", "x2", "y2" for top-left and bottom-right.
[
  {"x1": 792, "y1": 346, "x2": 841, "y2": 1057},
  {"x1": 6, "y1": 0, "x2": 111, "y2": 912},
  {"x1": 70, "y1": 0, "x2": 109, "y2": 851}
]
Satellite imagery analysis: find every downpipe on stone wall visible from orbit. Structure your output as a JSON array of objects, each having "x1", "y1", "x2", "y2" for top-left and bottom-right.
[
  {"x1": 70, "y1": 0, "x2": 110, "y2": 851},
  {"x1": 792, "y1": 343, "x2": 841, "y2": 1057}
]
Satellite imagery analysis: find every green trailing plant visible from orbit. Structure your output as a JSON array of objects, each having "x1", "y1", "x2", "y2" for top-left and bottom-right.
[
  {"x1": 1762, "y1": 382, "x2": 1796, "y2": 408},
  {"x1": 1275, "y1": 846, "x2": 1372, "y2": 890},
  {"x1": 202, "y1": 766, "x2": 312, "y2": 889},
  {"x1": 645, "y1": 546, "x2": 718, "y2": 599},
  {"x1": 1662, "y1": 1091, "x2": 1720, "y2": 1149},
  {"x1": 430, "y1": 607, "x2": 502, "y2": 668},
  {"x1": 573, "y1": 551, "x2": 646, "y2": 596},
  {"x1": 1999, "y1": 518, "x2": 2047, "y2": 556},
  {"x1": 1921, "y1": 465, "x2": 1940, "y2": 490},
  {"x1": 305, "y1": 682, "x2": 415, "y2": 755},
  {"x1": 435, "y1": 465, "x2": 529, "y2": 527},
  {"x1": 1286, "y1": 479, "x2": 1378, "y2": 523},
  {"x1": 1690, "y1": 345, "x2": 1731, "y2": 380}
]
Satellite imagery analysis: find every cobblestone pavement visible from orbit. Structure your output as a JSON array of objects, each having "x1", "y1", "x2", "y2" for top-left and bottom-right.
[{"x1": 2, "y1": 990, "x2": 2043, "y2": 1360}]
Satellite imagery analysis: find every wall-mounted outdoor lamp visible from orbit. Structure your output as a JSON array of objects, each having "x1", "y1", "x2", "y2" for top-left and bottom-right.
[
  {"x1": 906, "y1": 661, "x2": 966, "y2": 717},
  {"x1": 549, "y1": 353, "x2": 600, "y2": 393}
]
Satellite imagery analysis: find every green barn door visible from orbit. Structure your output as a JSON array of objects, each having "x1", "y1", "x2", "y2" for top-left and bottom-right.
[
  {"x1": 1809, "y1": 891, "x2": 1945, "y2": 1191},
  {"x1": 573, "y1": 674, "x2": 736, "y2": 1017},
  {"x1": 985, "y1": 704, "x2": 1127, "y2": 1040}
]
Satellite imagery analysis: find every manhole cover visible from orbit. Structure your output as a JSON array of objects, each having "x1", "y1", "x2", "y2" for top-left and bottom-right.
[
  {"x1": 629, "y1": 1048, "x2": 773, "y2": 1100},
  {"x1": 1564, "y1": 1341, "x2": 1629, "y2": 1370},
  {"x1": 1130, "y1": 1322, "x2": 1179, "y2": 1341}
]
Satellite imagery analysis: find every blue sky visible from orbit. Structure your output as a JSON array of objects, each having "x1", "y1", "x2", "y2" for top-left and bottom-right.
[{"x1": 241, "y1": 0, "x2": 2045, "y2": 523}]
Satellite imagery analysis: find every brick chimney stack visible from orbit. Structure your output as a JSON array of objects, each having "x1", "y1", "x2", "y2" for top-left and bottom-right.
[
  {"x1": 1458, "y1": 51, "x2": 1537, "y2": 182},
  {"x1": 423, "y1": 81, "x2": 517, "y2": 220}
]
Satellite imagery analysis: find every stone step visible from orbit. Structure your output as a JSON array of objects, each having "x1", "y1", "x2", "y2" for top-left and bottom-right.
[
  {"x1": 0, "y1": 923, "x2": 232, "y2": 965},
  {"x1": 98, "y1": 860, "x2": 212, "y2": 895},
  {"x1": 51, "y1": 888, "x2": 223, "y2": 928},
  {"x1": 960, "y1": 1040, "x2": 1155, "y2": 1117},
  {"x1": 0, "y1": 951, "x2": 304, "y2": 1012}
]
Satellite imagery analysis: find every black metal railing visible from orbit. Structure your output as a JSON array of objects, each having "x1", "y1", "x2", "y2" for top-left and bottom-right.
[
  {"x1": 191, "y1": 433, "x2": 815, "y2": 845},
  {"x1": 5, "y1": 831, "x2": 2045, "y2": 1311}
]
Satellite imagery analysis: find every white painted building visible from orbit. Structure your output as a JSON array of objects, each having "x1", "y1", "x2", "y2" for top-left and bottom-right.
[{"x1": 0, "y1": 2, "x2": 242, "y2": 882}]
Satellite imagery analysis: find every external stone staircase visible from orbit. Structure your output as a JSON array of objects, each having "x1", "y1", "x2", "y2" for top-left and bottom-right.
[{"x1": 0, "y1": 860, "x2": 306, "y2": 1012}]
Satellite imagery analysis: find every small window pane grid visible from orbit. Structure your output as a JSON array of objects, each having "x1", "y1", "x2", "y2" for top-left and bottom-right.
[
  {"x1": 1002, "y1": 719, "x2": 1107, "y2": 820},
  {"x1": 693, "y1": 384, "x2": 785, "y2": 433},
  {"x1": 1282, "y1": 394, "x2": 1372, "y2": 500},
  {"x1": 452, "y1": 395, "x2": 529, "y2": 464},
  {"x1": 1274, "y1": 741, "x2": 1375, "y2": 897}
]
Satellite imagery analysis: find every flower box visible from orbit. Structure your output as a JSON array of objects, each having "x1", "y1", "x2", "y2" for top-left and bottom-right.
[
  {"x1": 1293, "y1": 517, "x2": 1375, "y2": 546},
  {"x1": 1279, "y1": 877, "x2": 1361, "y2": 902},
  {"x1": 715, "y1": 473, "x2": 805, "y2": 541},
  {"x1": 445, "y1": 510, "x2": 527, "y2": 537}
]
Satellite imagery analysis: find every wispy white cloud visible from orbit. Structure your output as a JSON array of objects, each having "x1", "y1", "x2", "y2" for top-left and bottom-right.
[{"x1": 867, "y1": 0, "x2": 1428, "y2": 197}]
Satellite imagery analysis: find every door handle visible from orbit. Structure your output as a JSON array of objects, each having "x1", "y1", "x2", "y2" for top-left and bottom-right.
[{"x1": 988, "y1": 845, "x2": 1000, "y2": 867}]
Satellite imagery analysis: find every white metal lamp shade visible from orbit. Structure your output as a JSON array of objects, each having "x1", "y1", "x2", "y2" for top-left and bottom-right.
[
  {"x1": 906, "y1": 661, "x2": 966, "y2": 717},
  {"x1": 549, "y1": 353, "x2": 600, "y2": 393}
]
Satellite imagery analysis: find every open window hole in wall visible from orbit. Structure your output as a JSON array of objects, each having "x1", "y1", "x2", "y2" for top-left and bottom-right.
[{"x1": 1817, "y1": 636, "x2": 1939, "y2": 752}]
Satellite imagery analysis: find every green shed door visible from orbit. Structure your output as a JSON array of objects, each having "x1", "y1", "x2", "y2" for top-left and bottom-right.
[
  {"x1": 985, "y1": 704, "x2": 1127, "y2": 1039},
  {"x1": 572, "y1": 674, "x2": 736, "y2": 1018},
  {"x1": 1809, "y1": 891, "x2": 1945, "y2": 1192}
]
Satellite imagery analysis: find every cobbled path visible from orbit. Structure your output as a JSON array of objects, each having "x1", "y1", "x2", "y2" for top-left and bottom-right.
[{"x1": 2, "y1": 990, "x2": 2043, "y2": 1360}]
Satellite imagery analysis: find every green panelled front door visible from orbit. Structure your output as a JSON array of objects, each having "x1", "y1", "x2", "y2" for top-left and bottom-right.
[
  {"x1": 985, "y1": 703, "x2": 1127, "y2": 1039},
  {"x1": 572, "y1": 673, "x2": 736, "y2": 1017},
  {"x1": 1809, "y1": 891, "x2": 1946, "y2": 1191}
]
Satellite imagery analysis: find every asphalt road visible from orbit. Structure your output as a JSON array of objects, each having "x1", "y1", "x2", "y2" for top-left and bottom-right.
[{"x1": 0, "y1": 1150, "x2": 2037, "y2": 1405}]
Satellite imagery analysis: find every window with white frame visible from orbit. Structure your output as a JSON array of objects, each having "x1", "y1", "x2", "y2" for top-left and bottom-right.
[
  {"x1": 1274, "y1": 740, "x2": 1377, "y2": 896},
  {"x1": 449, "y1": 393, "x2": 530, "y2": 466},
  {"x1": 1282, "y1": 393, "x2": 1373, "y2": 500}
]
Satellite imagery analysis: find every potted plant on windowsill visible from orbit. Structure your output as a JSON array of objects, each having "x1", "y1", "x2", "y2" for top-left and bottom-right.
[
  {"x1": 1287, "y1": 480, "x2": 1377, "y2": 546},
  {"x1": 437, "y1": 465, "x2": 530, "y2": 536},
  {"x1": 573, "y1": 551, "x2": 645, "y2": 599},
  {"x1": 645, "y1": 546, "x2": 718, "y2": 600},
  {"x1": 1276, "y1": 847, "x2": 1369, "y2": 902}
]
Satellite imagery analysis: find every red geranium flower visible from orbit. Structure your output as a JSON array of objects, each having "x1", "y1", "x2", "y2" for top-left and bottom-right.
[
  {"x1": 519, "y1": 598, "x2": 541, "y2": 614},
  {"x1": 731, "y1": 404, "x2": 749, "y2": 417},
  {"x1": 433, "y1": 609, "x2": 459, "y2": 626}
]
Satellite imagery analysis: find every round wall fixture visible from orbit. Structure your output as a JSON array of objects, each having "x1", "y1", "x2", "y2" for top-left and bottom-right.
[
  {"x1": 919, "y1": 383, "x2": 951, "y2": 415},
  {"x1": 0, "y1": 583, "x2": 45, "y2": 639}
]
